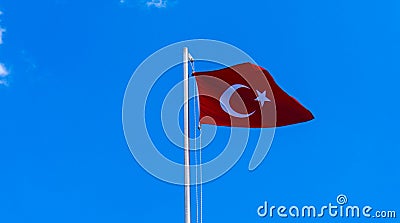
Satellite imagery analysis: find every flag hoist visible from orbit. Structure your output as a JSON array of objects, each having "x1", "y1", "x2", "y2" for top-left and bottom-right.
[
  {"x1": 183, "y1": 47, "x2": 193, "y2": 223},
  {"x1": 183, "y1": 47, "x2": 201, "y2": 223}
]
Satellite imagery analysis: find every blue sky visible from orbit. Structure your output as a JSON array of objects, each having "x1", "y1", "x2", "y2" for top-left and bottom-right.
[{"x1": 1, "y1": 0, "x2": 399, "y2": 222}]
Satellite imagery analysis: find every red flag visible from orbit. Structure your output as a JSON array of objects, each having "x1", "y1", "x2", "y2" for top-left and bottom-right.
[{"x1": 193, "y1": 62, "x2": 314, "y2": 128}]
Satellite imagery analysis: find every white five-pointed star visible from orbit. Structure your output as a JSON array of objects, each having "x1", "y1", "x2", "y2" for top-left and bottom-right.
[{"x1": 254, "y1": 90, "x2": 270, "y2": 107}]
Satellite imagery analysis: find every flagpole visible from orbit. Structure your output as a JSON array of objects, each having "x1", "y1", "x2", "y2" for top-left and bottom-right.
[{"x1": 183, "y1": 47, "x2": 191, "y2": 223}]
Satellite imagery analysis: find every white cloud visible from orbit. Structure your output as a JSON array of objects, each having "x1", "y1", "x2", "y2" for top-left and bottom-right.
[
  {"x1": 0, "y1": 63, "x2": 8, "y2": 77},
  {"x1": 0, "y1": 63, "x2": 8, "y2": 86},
  {"x1": 146, "y1": 0, "x2": 167, "y2": 8},
  {"x1": 0, "y1": 10, "x2": 4, "y2": 45},
  {"x1": 0, "y1": 10, "x2": 7, "y2": 86},
  {"x1": 0, "y1": 27, "x2": 5, "y2": 45},
  {"x1": 0, "y1": 79, "x2": 7, "y2": 86}
]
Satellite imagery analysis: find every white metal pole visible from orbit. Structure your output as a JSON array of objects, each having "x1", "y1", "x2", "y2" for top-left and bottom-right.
[{"x1": 183, "y1": 47, "x2": 191, "y2": 223}]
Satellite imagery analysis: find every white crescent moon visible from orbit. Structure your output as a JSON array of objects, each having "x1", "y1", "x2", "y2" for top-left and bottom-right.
[{"x1": 220, "y1": 84, "x2": 255, "y2": 118}]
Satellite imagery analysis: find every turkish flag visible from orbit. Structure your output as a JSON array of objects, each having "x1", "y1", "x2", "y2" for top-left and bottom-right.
[{"x1": 193, "y1": 62, "x2": 314, "y2": 128}]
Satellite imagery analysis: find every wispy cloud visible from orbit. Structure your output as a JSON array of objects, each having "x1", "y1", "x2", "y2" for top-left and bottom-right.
[
  {"x1": 0, "y1": 10, "x2": 8, "y2": 86},
  {"x1": 146, "y1": 0, "x2": 167, "y2": 8},
  {"x1": 0, "y1": 63, "x2": 8, "y2": 86},
  {"x1": 0, "y1": 63, "x2": 8, "y2": 77},
  {"x1": 0, "y1": 27, "x2": 5, "y2": 45},
  {"x1": 0, "y1": 80, "x2": 7, "y2": 86},
  {"x1": 0, "y1": 10, "x2": 4, "y2": 45}
]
